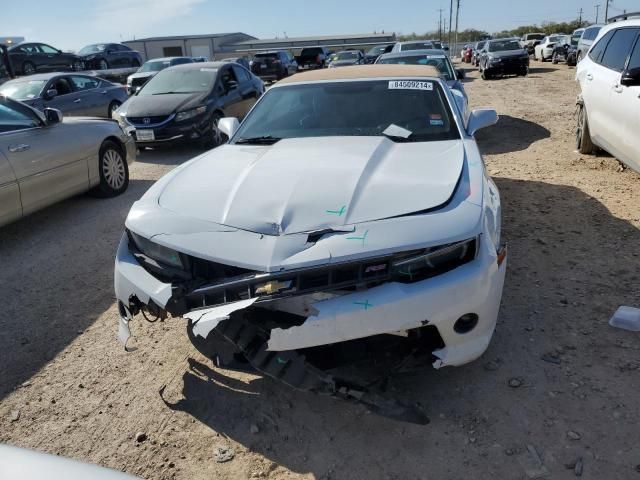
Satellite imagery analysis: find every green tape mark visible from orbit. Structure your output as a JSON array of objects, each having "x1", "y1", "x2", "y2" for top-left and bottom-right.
[
  {"x1": 326, "y1": 205, "x2": 347, "y2": 216},
  {"x1": 346, "y1": 229, "x2": 368, "y2": 246},
  {"x1": 353, "y1": 300, "x2": 373, "y2": 310},
  {"x1": 276, "y1": 357, "x2": 287, "y2": 364}
]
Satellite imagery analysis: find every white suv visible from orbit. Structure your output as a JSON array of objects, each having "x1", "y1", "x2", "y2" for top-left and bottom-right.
[{"x1": 576, "y1": 20, "x2": 640, "y2": 172}]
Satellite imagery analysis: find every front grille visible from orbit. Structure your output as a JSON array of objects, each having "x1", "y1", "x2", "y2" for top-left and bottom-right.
[
  {"x1": 180, "y1": 238, "x2": 478, "y2": 312},
  {"x1": 127, "y1": 115, "x2": 170, "y2": 126}
]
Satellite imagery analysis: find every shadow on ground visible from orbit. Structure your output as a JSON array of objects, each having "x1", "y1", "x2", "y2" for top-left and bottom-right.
[
  {"x1": 0, "y1": 179, "x2": 154, "y2": 399},
  {"x1": 528, "y1": 67, "x2": 557, "y2": 74},
  {"x1": 162, "y1": 177, "x2": 640, "y2": 479},
  {"x1": 136, "y1": 144, "x2": 207, "y2": 166},
  {"x1": 476, "y1": 115, "x2": 550, "y2": 155}
]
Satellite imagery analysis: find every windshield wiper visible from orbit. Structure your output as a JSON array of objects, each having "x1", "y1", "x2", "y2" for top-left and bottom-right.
[
  {"x1": 235, "y1": 135, "x2": 282, "y2": 145},
  {"x1": 382, "y1": 133, "x2": 415, "y2": 143},
  {"x1": 151, "y1": 91, "x2": 196, "y2": 95}
]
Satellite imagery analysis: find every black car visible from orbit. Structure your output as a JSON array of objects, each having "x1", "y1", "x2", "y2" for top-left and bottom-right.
[
  {"x1": 552, "y1": 35, "x2": 578, "y2": 66},
  {"x1": 126, "y1": 57, "x2": 194, "y2": 94},
  {"x1": 295, "y1": 47, "x2": 330, "y2": 69},
  {"x1": 0, "y1": 46, "x2": 15, "y2": 85},
  {"x1": 78, "y1": 43, "x2": 143, "y2": 70},
  {"x1": 328, "y1": 50, "x2": 365, "y2": 68},
  {"x1": 117, "y1": 61, "x2": 264, "y2": 148},
  {"x1": 221, "y1": 57, "x2": 251, "y2": 70},
  {"x1": 364, "y1": 44, "x2": 394, "y2": 64},
  {"x1": 250, "y1": 51, "x2": 298, "y2": 81},
  {"x1": 479, "y1": 38, "x2": 529, "y2": 80},
  {"x1": 7, "y1": 42, "x2": 83, "y2": 76}
]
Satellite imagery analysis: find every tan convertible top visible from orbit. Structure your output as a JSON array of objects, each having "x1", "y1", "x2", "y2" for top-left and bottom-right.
[{"x1": 277, "y1": 65, "x2": 442, "y2": 84}]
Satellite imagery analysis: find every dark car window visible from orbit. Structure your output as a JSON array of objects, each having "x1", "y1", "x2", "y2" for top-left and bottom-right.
[
  {"x1": 600, "y1": 28, "x2": 639, "y2": 71},
  {"x1": 589, "y1": 30, "x2": 614, "y2": 62},
  {"x1": 171, "y1": 57, "x2": 193, "y2": 66},
  {"x1": 255, "y1": 52, "x2": 278, "y2": 59},
  {"x1": 234, "y1": 80, "x2": 459, "y2": 143},
  {"x1": 39, "y1": 44, "x2": 59, "y2": 54},
  {"x1": 628, "y1": 36, "x2": 640, "y2": 70},
  {"x1": 79, "y1": 44, "x2": 106, "y2": 55},
  {"x1": 0, "y1": 100, "x2": 41, "y2": 133},
  {"x1": 139, "y1": 60, "x2": 171, "y2": 72},
  {"x1": 402, "y1": 42, "x2": 434, "y2": 51},
  {"x1": 583, "y1": 27, "x2": 602, "y2": 41},
  {"x1": 336, "y1": 51, "x2": 360, "y2": 60},
  {"x1": 232, "y1": 65, "x2": 250, "y2": 81},
  {"x1": 70, "y1": 76, "x2": 100, "y2": 91},
  {"x1": 51, "y1": 78, "x2": 73, "y2": 95},
  {"x1": 377, "y1": 54, "x2": 455, "y2": 80}
]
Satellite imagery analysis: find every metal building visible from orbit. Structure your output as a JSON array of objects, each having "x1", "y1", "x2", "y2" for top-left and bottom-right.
[
  {"x1": 227, "y1": 32, "x2": 397, "y2": 55},
  {"x1": 123, "y1": 33, "x2": 256, "y2": 62}
]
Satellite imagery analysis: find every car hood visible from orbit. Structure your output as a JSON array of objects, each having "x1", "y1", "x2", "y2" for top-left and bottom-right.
[
  {"x1": 489, "y1": 49, "x2": 527, "y2": 58},
  {"x1": 122, "y1": 92, "x2": 206, "y2": 117},
  {"x1": 157, "y1": 136, "x2": 465, "y2": 236}
]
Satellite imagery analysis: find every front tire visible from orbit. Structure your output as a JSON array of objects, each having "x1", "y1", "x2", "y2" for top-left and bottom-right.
[
  {"x1": 577, "y1": 52, "x2": 583, "y2": 63},
  {"x1": 201, "y1": 112, "x2": 228, "y2": 149},
  {"x1": 91, "y1": 140, "x2": 129, "y2": 197},
  {"x1": 73, "y1": 60, "x2": 84, "y2": 71},
  {"x1": 108, "y1": 100, "x2": 121, "y2": 119},
  {"x1": 481, "y1": 68, "x2": 492, "y2": 80},
  {"x1": 576, "y1": 103, "x2": 596, "y2": 154},
  {"x1": 552, "y1": 52, "x2": 558, "y2": 64},
  {"x1": 22, "y1": 61, "x2": 36, "y2": 75},
  {"x1": 98, "y1": 59, "x2": 109, "y2": 70}
]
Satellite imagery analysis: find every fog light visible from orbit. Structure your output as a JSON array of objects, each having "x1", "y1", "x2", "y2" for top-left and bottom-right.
[{"x1": 454, "y1": 313, "x2": 478, "y2": 334}]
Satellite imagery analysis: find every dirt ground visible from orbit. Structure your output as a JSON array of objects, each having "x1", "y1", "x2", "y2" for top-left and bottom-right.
[{"x1": 1, "y1": 61, "x2": 640, "y2": 480}]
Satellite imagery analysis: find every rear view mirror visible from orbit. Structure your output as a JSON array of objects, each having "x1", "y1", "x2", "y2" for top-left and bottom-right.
[
  {"x1": 44, "y1": 108, "x2": 63, "y2": 124},
  {"x1": 467, "y1": 108, "x2": 498, "y2": 136},
  {"x1": 218, "y1": 117, "x2": 239, "y2": 139},
  {"x1": 621, "y1": 67, "x2": 640, "y2": 87},
  {"x1": 44, "y1": 88, "x2": 58, "y2": 100}
]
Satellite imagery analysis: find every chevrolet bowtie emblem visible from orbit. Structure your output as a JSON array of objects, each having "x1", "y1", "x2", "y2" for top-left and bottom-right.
[{"x1": 255, "y1": 280, "x2": 293, "y2": 295}]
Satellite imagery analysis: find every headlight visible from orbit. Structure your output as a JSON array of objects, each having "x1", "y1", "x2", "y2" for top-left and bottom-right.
[
  {"x1": 489, "y1": 57, "x2": 502, "y2": 63},
  {"x1": 175, "y1": 106, "x2": 207, "y2": 122},
  {"x1": 129, "y1": 231, "x2": 184, "y2": 269},
  {"x1": 391, "y1": 237, "x2": 478, "y2": 282},
  {"x1": 126, "y1": 77, "x2": 132, "y2": 85}
]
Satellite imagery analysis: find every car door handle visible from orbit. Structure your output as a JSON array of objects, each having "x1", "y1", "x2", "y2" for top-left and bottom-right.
[
  {"x1": 586, "y1": 73, "x2": 593, "y2": 81},
  {"x1": 8, "y1": 144, "x2": 30, "y2": 153},
  {"x1": 73, "y1": 98, "x2": 81, "y2": 103},
  {"x1": 100, "y1": 90, "x2": 108, "y2": 94},
  {"x1": 613, "y1": 84, "x2": 623, "y2": 93}
]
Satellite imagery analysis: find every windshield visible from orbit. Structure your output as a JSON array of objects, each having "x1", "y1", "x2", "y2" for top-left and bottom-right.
[
  {"x1": 377, "y1": 55, "x2": 455, "y2": 81},
  {"x1": 233, "y1": 80, "x2": 459, "y2": 144},
  {"x1": 571, "y1": 34, "x2": 582, "y2": 46},
  {"x1": 367, "y1": 45, "x2": 389, "y2": 56},
  {"x1": 0, "y1": 80, "x2": 46, "y2": 99},
  {"x1": 488, "y1": 40, "x2": 521, "y2": 52},
  {"x1": 335, "y1": 51, "x2": 359, "y2": 60},
  {"x1": 526, "y1": 34, "x2": 545, "y2": 40},
  {"x1": 79, "y1": 44, "x2": 106, "y2": 55},
  {"x1": 138, "y1": 60, "x2": 171, "y2": 73},
  {"x1": 548, "y1": 36, "x2": 563, "y2": 43},
  {"x1": 401, "y1": 42, "x2": 434, "y2": 51},
  {"x1": 139, "y1": 68, "x2": 217, "y2": 95}
]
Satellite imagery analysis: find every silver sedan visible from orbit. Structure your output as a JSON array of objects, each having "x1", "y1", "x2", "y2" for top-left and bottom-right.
[
  {"x1": 0, "y1": 96, "x2": 136, "y2": 227},
  {"x1": 0, "y1": 73, "x2": 129, "y2": 119}
]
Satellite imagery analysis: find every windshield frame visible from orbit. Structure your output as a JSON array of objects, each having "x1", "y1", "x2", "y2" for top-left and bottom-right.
[{"x1": 230, "y1": 77, "x2": 462, "y2": 144}]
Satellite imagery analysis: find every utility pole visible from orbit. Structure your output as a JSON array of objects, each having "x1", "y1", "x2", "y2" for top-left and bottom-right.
[
  {"x1": 454, "y1": 0, "x2": 460, "y2": 58},
  {"x1": 448, "y1": 0, "x2": 454, "y2": 57},
  {"x1": 595, "y1": 4, "x2": 600, "y2": 23},
  {"x1": 578, "y1": 7, "x2": 583, "y2": 25},
  {"x1": 604, "y1": 0, "x2": 611, "y2": 23},
  {"x1": 438, "y1": 9, "x2": 444, "y2": 41}
]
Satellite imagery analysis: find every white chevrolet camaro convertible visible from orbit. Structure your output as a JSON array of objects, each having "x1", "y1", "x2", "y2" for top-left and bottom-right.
[{"x1": 114, "y1": 65, "x2": 506, "y2": 418}]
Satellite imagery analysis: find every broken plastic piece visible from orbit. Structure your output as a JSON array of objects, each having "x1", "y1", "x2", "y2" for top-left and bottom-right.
[
  {"x1": 185, "y1": 298, "x2": 259, "y2": 339},
  {"x1": 609, "y1": 306, "x2": 640, "y2": 332}
]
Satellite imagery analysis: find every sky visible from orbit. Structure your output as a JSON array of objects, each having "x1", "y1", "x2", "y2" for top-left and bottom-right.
[{"x1": 4, "y1": 0, "x2": 639, "y2": 51}]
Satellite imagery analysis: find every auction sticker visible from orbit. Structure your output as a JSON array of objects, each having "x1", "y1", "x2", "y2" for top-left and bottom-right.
[{"x1": 388, "y1": 80, "x2": 433, "y2": 90}]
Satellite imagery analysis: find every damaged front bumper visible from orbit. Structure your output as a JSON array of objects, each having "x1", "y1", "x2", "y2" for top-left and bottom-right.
[{"x1": 114, "y1": 229, "x2": 506, "y2": 368}]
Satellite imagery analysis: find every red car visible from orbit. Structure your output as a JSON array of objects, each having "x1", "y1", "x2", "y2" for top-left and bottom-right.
[{"x1": 463, "y1": 46, "x2": 473, "y2": 63}]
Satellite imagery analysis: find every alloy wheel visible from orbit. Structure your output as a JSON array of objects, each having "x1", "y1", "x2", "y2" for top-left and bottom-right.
[
  {"x1": 99, "y1": 59, "x2": 109, "y2": 70},
  {"x1": 102, "y1": 148, "x2": 125, "y2": 190}
]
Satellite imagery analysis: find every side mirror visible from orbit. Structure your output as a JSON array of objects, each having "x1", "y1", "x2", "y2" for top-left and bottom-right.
[
  {"x1": 226, "y1": 80, "x2": 238, "y2": 91},
  {"x1": 456, "y1": 68, "x2": 466, "y2": 80},
  {"x1": 218, "y1": 117, "x2": 239, "y2": 139},
  {"x1": 44, "y1": 88, "x2": 58, "y2": 100},
  {"x1": 467, "y1": 108, "x2": 498, "y2": 136},
  {"x1": 44, "y1": 108, "x2": 63, "y2": 124},
  {"x1": 621, "y1": 67, "x2": 640, "y2": 87}
]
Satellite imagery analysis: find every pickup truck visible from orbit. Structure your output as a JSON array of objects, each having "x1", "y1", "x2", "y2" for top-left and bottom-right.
[
  {"x1": 521, "y1": 32, "x2": 545, "y2": 55},
  {"x1": 295, "y1": 47, "x2": 329, "y2": 69}
]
